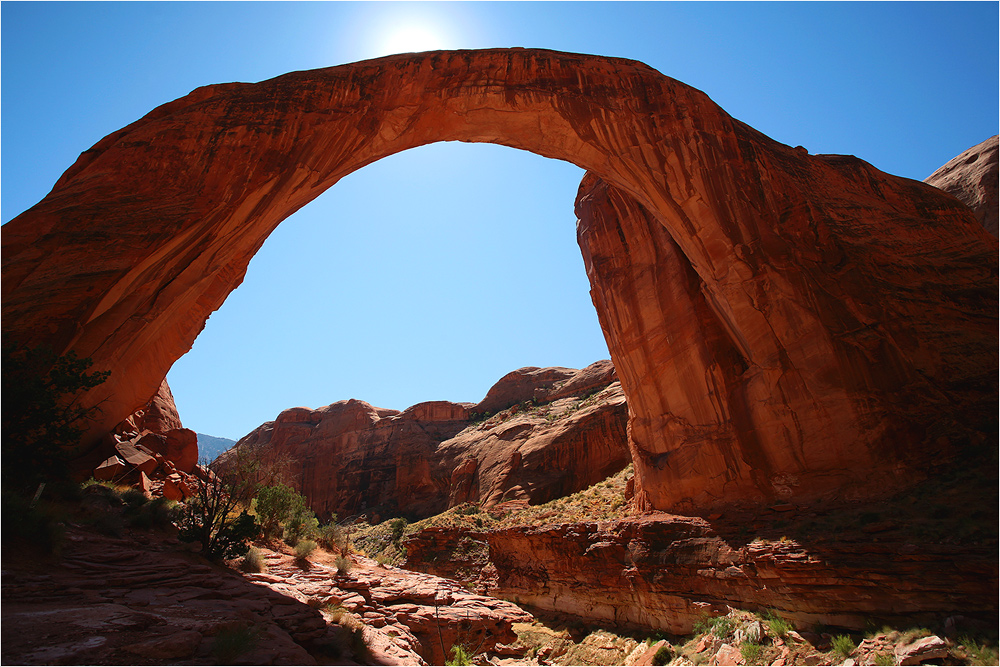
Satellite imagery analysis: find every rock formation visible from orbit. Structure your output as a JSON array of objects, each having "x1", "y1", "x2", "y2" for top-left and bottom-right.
[
  {"x1": 404, "y1": 514, "x2": 997, "y2": 636},
  {"x1": 2, "y1": 49, "x2": 995, "y2": 512},
  {"x1": 229, "y1": 361, "x2": 630, "y2": 522},
  {"x1": 1, "y1": 510, "x2": 531, "y2": 665},
  {"x1": 925, "y1": 135, "x2": 998, "y2": 236}
]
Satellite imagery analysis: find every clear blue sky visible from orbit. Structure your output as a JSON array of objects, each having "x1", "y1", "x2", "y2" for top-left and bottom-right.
[{"x1": 3, "y1": 2, "x2": 997, "y2": 440}]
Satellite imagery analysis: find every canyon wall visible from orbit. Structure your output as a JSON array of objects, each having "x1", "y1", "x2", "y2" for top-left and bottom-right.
[
  {"x1": 2, "y1": 49, "x2": 995, "y2": 512},
  {"x1": 229, "y1": 361, "x2": 630, "y2": 521},
  {"x1": 485, "y1": 515, "x2": 996, "y2": 634}
]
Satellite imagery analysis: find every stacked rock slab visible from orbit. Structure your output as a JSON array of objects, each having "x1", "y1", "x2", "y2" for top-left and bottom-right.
[{"x1": 2, "y1": 49, "x2": 996, "y2": 512}]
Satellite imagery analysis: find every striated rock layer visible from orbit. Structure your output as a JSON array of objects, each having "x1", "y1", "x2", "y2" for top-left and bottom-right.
[
  {"x1": 230, "y1": 361, "x2": 630, "y2": 522},
  {"x1": 483, "y1": 515, "x2": 997, "y2": 635},
  {"x1": 2, "y1": 49, "x2": 996, "y2": 511}
]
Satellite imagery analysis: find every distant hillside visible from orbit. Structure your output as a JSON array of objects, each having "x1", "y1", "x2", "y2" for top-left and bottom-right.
[{"x1": 196, "y1": 433, "x2": 236, "y2": 463}]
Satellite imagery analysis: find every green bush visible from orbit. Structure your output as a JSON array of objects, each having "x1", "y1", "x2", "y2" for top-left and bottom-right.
[
  {"x1": 390, "y1": 517, "x2": 408, "y2": 545},
  {"x1": 254, "y1": 483, "x2": 305, "y2": 538},
  {"x1": 764, "y1": 610, "x2": 792, "y2": 639},
  {"x1": 295, "y1": 539, "x2": 317, "y2": 560},
  {"x1": 739, "y1": 641, "x2": 762, "y2": 664},
  {"x1": 652, "y1": 644, "x2": 674, "y2": 666},
  {"x1": 831, "y1": 634, "x2": 855, "y2": 660},
  {"x1": 317, "y1": 522, "x2": 343, "y2": 550},
  {"x1": 446, "y1": 644, "x2": 473, "y2": 666},
  {"x1": 283, "y1": 508, "x2": 319, "y2": 546}
]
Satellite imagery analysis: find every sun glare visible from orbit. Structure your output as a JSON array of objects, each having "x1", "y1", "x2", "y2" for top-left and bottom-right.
[{"x1": 379, "y1": 23, "x2": 450, "y2": 55}]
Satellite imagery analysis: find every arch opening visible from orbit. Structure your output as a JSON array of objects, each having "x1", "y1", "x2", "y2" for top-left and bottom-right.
[{"x1": 166, "y1": 141, "x2": 607, "y2": 440}]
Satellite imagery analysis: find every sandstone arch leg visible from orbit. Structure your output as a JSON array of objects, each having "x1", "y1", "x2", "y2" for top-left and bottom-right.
[{"x1": 2, "y1": 49, "x2": 996, "y2": 510}]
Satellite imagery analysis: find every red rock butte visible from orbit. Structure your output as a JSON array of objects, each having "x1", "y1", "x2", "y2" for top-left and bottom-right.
[{"x1": 2, "y1": 49, "x2": 996, "y2": 512}]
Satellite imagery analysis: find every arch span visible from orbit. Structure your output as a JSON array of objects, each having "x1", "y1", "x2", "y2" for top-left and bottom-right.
[{"x1": 3, "y1": 49, "x2": 996, "y2": 510}]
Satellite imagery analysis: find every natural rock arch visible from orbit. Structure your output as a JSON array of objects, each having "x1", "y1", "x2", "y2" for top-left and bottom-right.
[{"x1": 3, "y1": 49, "x2": 996, "y2": 511}]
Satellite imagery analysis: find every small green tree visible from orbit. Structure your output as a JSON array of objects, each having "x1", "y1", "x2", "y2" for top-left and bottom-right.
[
  {"x1": 2, "y1": 341, "x2": 110, "y2": 492},
  {"x1": 283, "y1": 506, "x2": 319, "y2": 546},
  {"x1": 178, "y1": 447, "x2": 262, "y2": 560},
  {"x1": 390, "y1": 517, "x2": 408, "y2": 546},
  {"x1": 254, "y1": 483, "x2": 306, "y2": 538}
]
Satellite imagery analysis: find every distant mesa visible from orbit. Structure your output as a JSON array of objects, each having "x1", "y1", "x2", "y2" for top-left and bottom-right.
[{"x1": 2, "y1": 49, "x2": 995, "y2": 513}]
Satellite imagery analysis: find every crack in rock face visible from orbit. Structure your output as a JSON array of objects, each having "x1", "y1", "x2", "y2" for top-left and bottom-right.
[{"x1": 2, "y1": 48, "x2": 996, "y2": 512}]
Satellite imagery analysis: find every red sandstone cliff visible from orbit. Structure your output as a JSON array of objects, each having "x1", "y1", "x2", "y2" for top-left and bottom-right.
[{"x1": 228, "y1": 361, "x2": 630, "y2": 522}]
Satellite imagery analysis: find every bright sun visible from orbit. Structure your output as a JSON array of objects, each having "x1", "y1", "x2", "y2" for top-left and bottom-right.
[{"x1": 379, "y1": 24, "x2": 450, "y2": 55}]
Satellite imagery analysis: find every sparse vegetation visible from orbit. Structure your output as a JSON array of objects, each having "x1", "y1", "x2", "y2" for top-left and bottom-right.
[
  {"x1": 831, "y1": 634, "x2": 855, "y2": 660},
  {"x1": 241, "y1": 546, "x2": 266, "y2": 572},
  {"x1": 335, "y1": 553, "x2": 352, "y2": 575},
  {"x1": 764, "y1": 609, "x2": 792, "y2": 639},
  {"x1": 294, "y1": 538, "x2": 317, "y2": 560},
  {"x1": 739, "y1": 640, "x2": 762, "y2": 664},
  {"x1": 446, "y1": 644, "x2": 473, "y2": 666},
  {"x1": 177, "y1": 448, "x2": 262, "y2": 560},
  {"x1": 652, "y1": 643, "x2": 673, "y2": 665}
]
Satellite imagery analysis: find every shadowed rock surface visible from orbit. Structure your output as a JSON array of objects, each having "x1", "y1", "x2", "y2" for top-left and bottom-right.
[
  {"x1": 2, "y1": 49, "x2": 995, "y2": 513},
  {"x1": 228, "y1": 361, "x2": 630, "y2": 522}
]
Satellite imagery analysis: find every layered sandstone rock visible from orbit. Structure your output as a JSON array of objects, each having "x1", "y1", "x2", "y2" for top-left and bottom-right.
[
  {"x1": 925, "y1": 135, "x2": 998, "y2": 236},
  {"x1": 3, "y1": 49, "x2": 995, "y2": 512},
  {"x1": 576, "y1": 165, "x2": 997, "y2": 512},
  {"x1": 229, "y1": 361, "x2": 630, "y2": 522},
  {"x1": 483, "y1": 515, "x2": 997, "y2": 635}
]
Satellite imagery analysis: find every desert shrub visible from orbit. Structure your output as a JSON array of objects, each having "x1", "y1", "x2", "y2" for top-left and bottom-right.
[
  {"x1": 390, "y1": 517, "x2": 408, "y2": 545},
  {"x1": 254, "y1": 483, "x2": 305, "y2": 538},
  {"x1": 317, "y1": 522, "x2": 343, "y2": 550},
  {"x1": 831, "y1": 634, "x2": 855, "y2": 659},
  {"x1": 120, "y1": 488, "x2": 149, "y2": 507},
  {"x1": 283, "y1": 507, "x2": 319, "y2": 546},
  {"x1": 960, "y1": 636, "x2": 999, "y2": 666},
  {"x1": 178, "y1": 447, "x2": 262, "y2": 560},
  {"x1": 652, "y1": 644, "x2": 674, "y2": 665},
  {"x1": 872, "y1": 652, "x2": 895, "y2": 666},
  {"x1": 335, "y1": 554, "x2": 352, "y2": 575},
  {"x1": 2, "y1": 341, "x2": 111, "y2": 493},
  {"x1": 739, "y1": 641, "x2": 762, "y2": 664},
  {"x1": 212, "y1": 622, "x2": 260, "y2": 664},
  {"x1": 694, "y1": 615, "x2": 736, "y2": 641},
  {"x1": 764, "y1": 610, "x2": 792, "y2": 638},
  {"x1": 446, "y1": 644, "x2": 473, "y2": 666},
  {"x1": 295, "y1": 539, "x2": 317, "y2": 560},
  {"x1": 241, "y1": 546, "x2": 266, "y2": 572}
]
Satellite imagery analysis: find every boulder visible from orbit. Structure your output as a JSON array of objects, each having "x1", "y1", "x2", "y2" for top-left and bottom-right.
[
  {"x1": 93, "y1": 456, "x2": 126, "y2": 481},
  {"x1": 895, "y1": 635, "x2": 949, "y2": 666}
]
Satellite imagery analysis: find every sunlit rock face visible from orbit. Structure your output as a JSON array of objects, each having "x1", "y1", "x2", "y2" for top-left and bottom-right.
[
  {"x1": 2, "y1": 49, "x2": 996, "y2": 511},
  {"x1": 227, "y1": 361, "x2": 630, "y2": 522},
  {"x1": 924, "y1": 135, "x2": 998, "y2": 237}
]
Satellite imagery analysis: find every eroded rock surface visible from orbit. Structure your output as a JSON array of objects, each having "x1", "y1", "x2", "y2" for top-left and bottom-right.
[
  {"x1": 3, "y1": 49, "x2": 995, "y2": 512},
  {"x1": 483, "y1": 514, "x2": 997, "y2": 635},
  {"x1": 229, "y1": 361, "x2": 629, "y2": 521},
  {"x1": 925, "y1": 135, "x2": 998, "y2": 236},
  {"x1": 248, "y1": 548, "x2": 532, "y2": 665}
]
